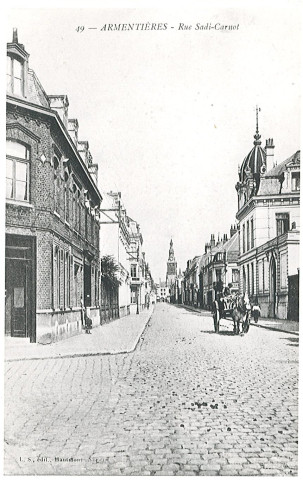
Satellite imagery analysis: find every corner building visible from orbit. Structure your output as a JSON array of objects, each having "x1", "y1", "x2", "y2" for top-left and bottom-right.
[
  {"x1": 5, "y1": 31, "x2": 102, "y2": 343},
  {"x1": 236, "y1": 124, "x2": 300, "y2": 320}
]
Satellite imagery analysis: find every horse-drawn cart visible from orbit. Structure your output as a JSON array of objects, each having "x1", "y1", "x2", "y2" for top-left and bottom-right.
[{"x1": 212, "y1": 295, "x2": 251, "y2": 335}]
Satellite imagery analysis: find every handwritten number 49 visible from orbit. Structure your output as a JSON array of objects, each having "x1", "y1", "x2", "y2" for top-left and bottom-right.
[{"x1": 76, "y1": 26, "x2": 85, "y2": 33}]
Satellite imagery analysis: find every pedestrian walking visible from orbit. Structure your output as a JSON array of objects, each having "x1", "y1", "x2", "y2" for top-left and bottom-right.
[{"x1": 251, "y1": 297, "x2": 261, "y2": 323}]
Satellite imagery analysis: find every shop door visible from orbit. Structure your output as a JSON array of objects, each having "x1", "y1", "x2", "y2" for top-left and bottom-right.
[
  {"x1": 5, "y1": 260, "x2": 28, "y2": 337},
  {"x1": 84, "y1": 263, "x2": 91, "y2": 307}
]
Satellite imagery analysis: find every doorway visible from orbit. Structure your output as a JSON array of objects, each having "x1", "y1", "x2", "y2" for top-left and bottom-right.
[
  {"x1": 84, "y1": 262, "x2": 91, "y2": 307},
  {"x1": 5, "y1": 235, "x2": 35, "y2": 340},
  {"x1": 269, "y1": 256, "x2": 277, "y2": 318}
]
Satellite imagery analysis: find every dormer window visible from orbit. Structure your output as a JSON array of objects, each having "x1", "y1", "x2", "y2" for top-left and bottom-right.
[
  {"x1": 291, "y1": 172, "x2": 300, "y2": 191},
  {"x1": 7, "y1": 55, "x2": 24, "y2": 97}
]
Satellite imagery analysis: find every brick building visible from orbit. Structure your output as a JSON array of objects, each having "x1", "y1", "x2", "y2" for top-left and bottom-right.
[
  {"x1": 5, "y1": 30, "x2": 102, "y2": 343},
  {"x1": 235, "y1": 118, "x2": 300, "y2": 319}
]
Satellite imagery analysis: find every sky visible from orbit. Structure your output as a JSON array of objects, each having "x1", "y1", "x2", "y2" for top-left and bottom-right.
[{"x1": 5, "y1": 3, "x2": 301, "y2": 282}]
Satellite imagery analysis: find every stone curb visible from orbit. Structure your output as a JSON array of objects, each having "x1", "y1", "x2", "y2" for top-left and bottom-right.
[
  {"x1": 5, "y1": 307, "x2": 155, "y2": 363},
  {"x1": 250, "y1": 322, "x2": 299, "y2": 336}
]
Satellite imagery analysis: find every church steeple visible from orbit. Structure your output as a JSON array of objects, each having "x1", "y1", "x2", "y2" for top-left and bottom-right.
[
  {"x1": 166, "y1": 239, "x2": 177, "y2": 286},
  {"x1": 168, "y1": 238, "x2": 175, "y2": 261}
]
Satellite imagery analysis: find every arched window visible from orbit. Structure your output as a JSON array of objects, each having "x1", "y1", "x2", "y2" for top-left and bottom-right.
[
  {"x1": 53, "y1": 157, "x2": 60, "y2": 213},
  {"x1": 6, "y1": 140, "x2": 30, "y2": 202},
  {"x1": 64, "y1": 171, "x2": 70, "y2": 223},
  {"x1": 7, "y1": 55, "x2": 24, "y2": 96}
]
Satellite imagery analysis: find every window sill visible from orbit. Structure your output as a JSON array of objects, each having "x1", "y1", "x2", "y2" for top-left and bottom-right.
[
  {"x1": 54, "y1": 211, "x2": 60, "y2": 218},
  {"x1": 6, "y1": 199, "x2": 34, "y2": 208}
]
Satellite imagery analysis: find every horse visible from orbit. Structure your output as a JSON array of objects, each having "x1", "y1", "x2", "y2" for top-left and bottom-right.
[{"x1": 231, "y1": 294, "x2": 251, "y2": 335}]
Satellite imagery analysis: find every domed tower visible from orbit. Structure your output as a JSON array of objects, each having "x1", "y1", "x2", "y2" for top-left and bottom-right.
[
  {"x1": 166, "y1": 239, "x2": 177, "y2": 286},
  {"x1": 236, "y1": 107, "x2": 267, "y2": 209}
]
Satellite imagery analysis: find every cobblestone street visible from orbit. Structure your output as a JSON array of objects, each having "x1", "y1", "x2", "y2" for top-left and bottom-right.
[{"x1": 4, "y1": 303, "x2": 299, "y2": 476}]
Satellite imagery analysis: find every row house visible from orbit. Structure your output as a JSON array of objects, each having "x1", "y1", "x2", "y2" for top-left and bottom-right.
[
  {"x1": 236, "y1": 122, "x2": 300, "y2": 319},
  {"x1": 128, "y1": 219, "x2": 153, "y2": 314},
  {"x1": 5, "y1": 31, "x2": 102, "y2": 343},
  {"x1": 99, "y1": 191, "x2": 131, "y2": 321},
  {"x1": 200, "y1": 227, "x2": 239, "y2": 309},
  {"x1": 100, "y1": 192, "x2": 155, "y2": 319},
  {"x1": 169, "y1": 269, "x2": 183, "y2": 304},
  {"x1": 183, "y1": 256, "x2": 203, "y2": 307},
  {"x1": 156, "y1": 281, "x2": 170, "y2": 302}
]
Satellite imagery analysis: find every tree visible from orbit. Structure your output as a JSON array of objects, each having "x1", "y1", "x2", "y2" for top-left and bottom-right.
[{"x1": 101, "y1": 255, "x2": 120, "y2": 287}]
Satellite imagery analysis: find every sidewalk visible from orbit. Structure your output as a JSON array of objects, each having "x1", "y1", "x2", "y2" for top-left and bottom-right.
[
  {"x1": 5, "y1": 307, "x2": 154, "y2": 362},
  {"x1": 173, "y1": 304, "x2": 299, "y2": 336},
  {"x1": 251, "y1": 317, "x2": 299, "y2": 336}
]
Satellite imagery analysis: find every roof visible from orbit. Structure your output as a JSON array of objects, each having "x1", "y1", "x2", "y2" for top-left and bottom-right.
[
  {"x1": 265, "y1": 150, "x2": 300, "y2": 177},
  {"x1": 258, "y1": 150, "x2": 300, "y2": 196},
  {"x1": 239, "y1": 144, "x2": 266, "y2": 183}
]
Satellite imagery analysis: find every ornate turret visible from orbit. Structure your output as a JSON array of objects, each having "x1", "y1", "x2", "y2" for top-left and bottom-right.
[
  {"x1": 236, "y1": 107, "x2": 268, "y2": 209},
  {"x1": 238, "y1": 107, "x2": 266, "y2": 186}
]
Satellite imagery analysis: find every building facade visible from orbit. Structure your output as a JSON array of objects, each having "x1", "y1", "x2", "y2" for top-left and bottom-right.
[
  {"x1": 183, "y1": 256, "x2": 203, "y2": 307},
  {"x1": 100, "y1": 192, "x2": 131, "y2": 321},
  {"x1": 236, "y1": 124, "x2": 300, "y2": 319},
  {"x1": 5, "y1": 31, "x2": 102, "y2": 343},
  {"x1": 200, "y1": 228, "x2": 240, "y2": 309}
]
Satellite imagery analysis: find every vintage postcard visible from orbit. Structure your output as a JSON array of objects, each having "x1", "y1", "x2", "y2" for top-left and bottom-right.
[{"x1": 3, "y1": 1, "x2": 301, "y2": 476}]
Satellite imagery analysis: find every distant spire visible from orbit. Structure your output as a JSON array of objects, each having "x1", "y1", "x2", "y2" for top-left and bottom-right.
[
  {"x1": 254, "y1": 106, "x2": 261, "y2": 145},
  {"x1": 13, "y1": 28, "x2": 18, "y2": 44}
]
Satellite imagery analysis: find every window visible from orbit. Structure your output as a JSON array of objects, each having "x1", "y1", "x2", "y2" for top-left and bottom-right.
[
  {"x1": 291, "y1": 172, "x2": 300, "y2": 191},
  {"x1": 53, "y1": 157, "x2": 60, "y2": 213},
  {"x1": 215, "y1": 269, "x2": 222, "y2": 283},
  {"x1": 258, "y1": 260, "x2": 263, "y2": 293},
  {"x1": 251, "y1": 218, "x2": 254, "y2": 248},
  {"x1": 251, "y1": 263, "x2": 254, "y2": 295},
  {"x1": 7, "y1": 55, "x2": 24, "y2": 96},
  {"x1": 276, "y1": 213, "x2": 289, "y2": 236},
  {"x1": 85, "y1": 209, "x2": 88, "y2": 239},
  {"x1": 64, "y1": 172, "x2": 70, "y2": 223},
  {"x1": 64, "y1": 252, "x2": 70, "y2": 308},
  {"x1": 53, "y1": 247, "x2": 61, "y2": 309},
  {"x1": 232, "y1": 269, "x2": 239, "y2": 283},
  {"x1": 246, "y1": 265, "x2": 250, "y2": 295},
  {"x1": 131, "y1": 286, "x2": 137, "y2": 304},
  {"x1": 131, "y1": 264, "x2": 137, "y2": 278},
  {"x1": 6, "y1": 140, "x2": 29, "y2": 201},
  {"x1": 242, "y1": 224, "x2": 245, "y2": 253},
  {"x1": 78, "y1": 192, "x2": 81, "y2": 233},
  {"x1": 247, "y1": 220, "x2": 250, "y2": 251},
  {"x1": 280, "y1": 253, "x2": 287, "y2": 288}
]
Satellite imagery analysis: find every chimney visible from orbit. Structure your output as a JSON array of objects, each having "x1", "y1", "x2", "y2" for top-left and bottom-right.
[
  {"x1": 13, "y1": 28, "x2": 18, "y2": 43},
  {"x1": 78, "y1": 141, "x2": 91, "y2": 166},
  {"x1": 210, "y1": 234, "x2": 215, "y2": 248},
  {"x1": 88, "y1": 163, "x2": 98, "y2": 185},
  {"x1": 230, "y1": 224, "x2": 237, "y2": 238},
  {"x1": 68, "y1": 118, "x2": 79, "y2": 148},
  {"x1": 223, "y1": 233, "x2": 228, "y2": 243},
  {"x1": 49, "y1": 95, "x2": 69, "y2": 128},
  {"x1": 265, "y1": 138, "x2": 275, "y2": 172}
]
